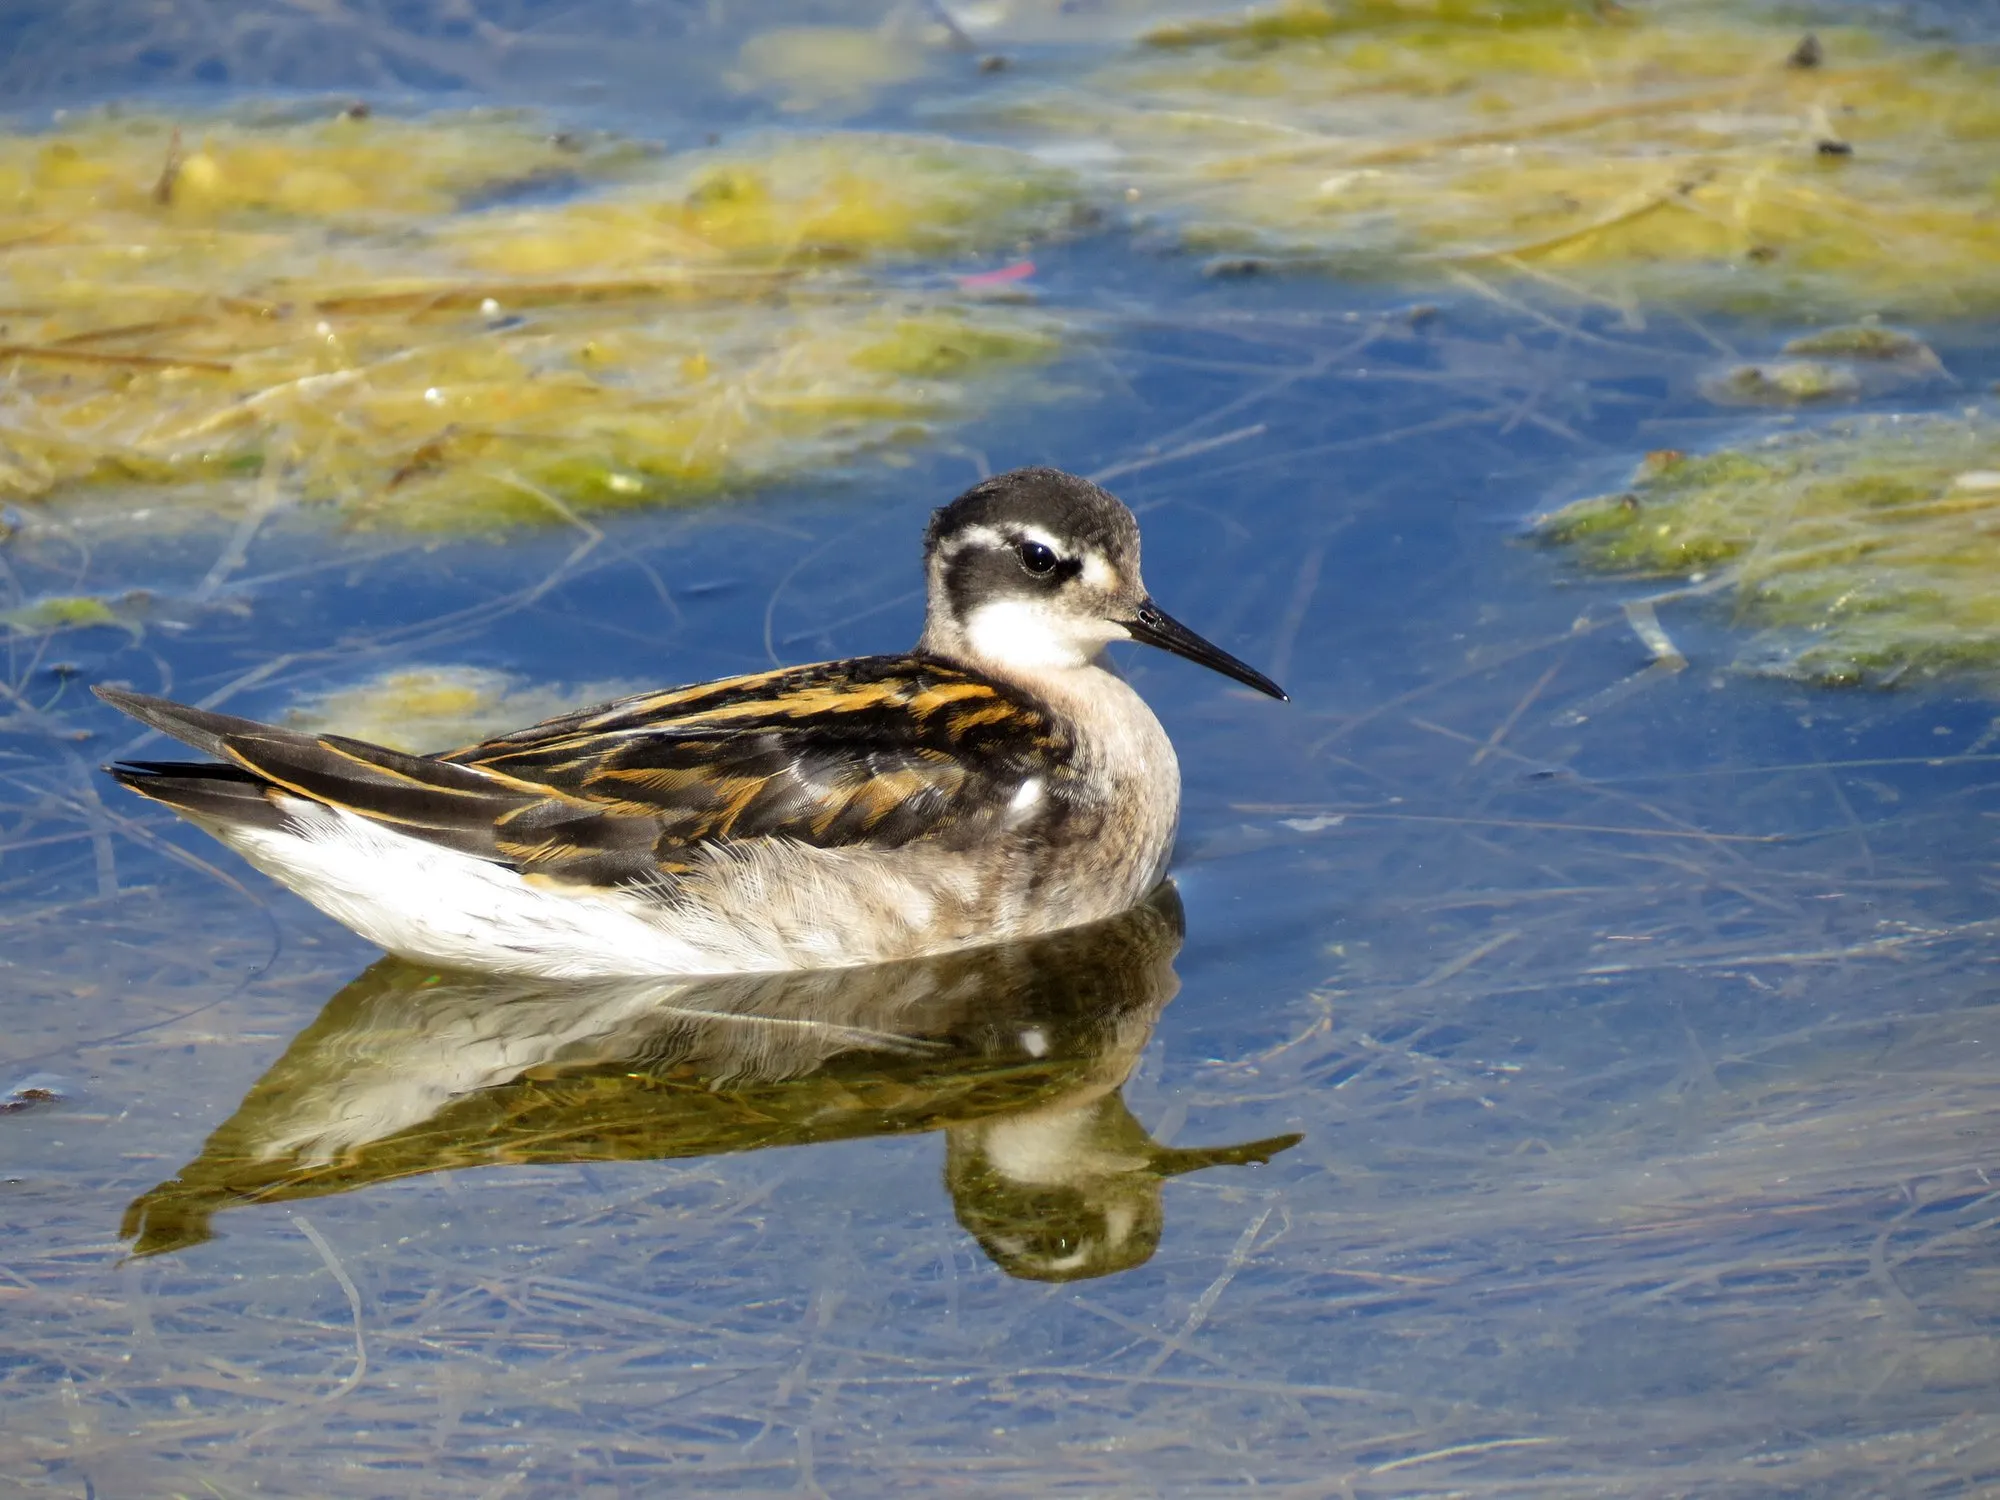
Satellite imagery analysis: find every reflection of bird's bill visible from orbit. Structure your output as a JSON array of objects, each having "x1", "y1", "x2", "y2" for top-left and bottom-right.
[
  {"x1": 1150, "y1": 1133, "x2": 1303, "y2": 1177},
  {"x1": 123, "y1": 884, "x2": 1194, "y2": 1259}
]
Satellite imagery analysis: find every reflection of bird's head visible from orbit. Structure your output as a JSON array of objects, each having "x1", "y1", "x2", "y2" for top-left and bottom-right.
[
  {"x1": 941, "y1": 881, "x2": 1298, "y2": 1282},
  {"x1": 946, "y1": 1092, "x2": 1301, "y2": 1283},
  {"x1": 946, "y1": 1094, "x2": 1165, "y2": 1281}
]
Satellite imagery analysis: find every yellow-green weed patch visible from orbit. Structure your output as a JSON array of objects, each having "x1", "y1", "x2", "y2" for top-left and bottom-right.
[
  {"x1": 983, "y1": 0, "x2": 2000, "y2": 315},
  {"x1": 730, "y1": 26, "x2": 936, "y2": 114},
  {"x1": 1534, "y1": 411, "x2": 2000, "y2": 686},
  {"x1": 284, "y1": 665, "x2": 640, "y2": 753},
  {"x1": 0, "y1": 111, "x2": 1076, "y2": 527}
]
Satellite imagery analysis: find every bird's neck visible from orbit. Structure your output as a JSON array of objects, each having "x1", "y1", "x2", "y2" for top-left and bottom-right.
[
  {"x1": 920, "y1": 624, "x2": 1118, "y2": 719},
  {"x1": 919, "y1": 592, "x2": 1123, "y2": 693},
  {"x1": 922, "y1": 629, "x2": 1174, "y2": 785},
  {"x1": 919, "y1": 603, "x2": 1176, "y2": 795}
]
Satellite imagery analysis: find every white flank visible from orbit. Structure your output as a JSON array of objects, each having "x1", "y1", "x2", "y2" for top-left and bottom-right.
[
  {"x1": 220, "y1": 799, "x2": 721, "y2": 977},
  {"x1": 216, "y1": 797, "x2": 994, "y2": 978}
]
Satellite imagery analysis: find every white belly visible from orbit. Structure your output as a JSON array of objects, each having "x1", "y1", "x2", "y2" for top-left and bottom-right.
[
  {"x1": 220, "y1": 798, "x2": 996, "y2": 977},
  {"x1": 220, "y1": 799, "x2": 733, "y2": 976}
]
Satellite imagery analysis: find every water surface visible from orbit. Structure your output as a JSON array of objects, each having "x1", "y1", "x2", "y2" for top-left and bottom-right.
[{"x1": 5, "y1": 4, "x2": 2000, "y2": 1495}]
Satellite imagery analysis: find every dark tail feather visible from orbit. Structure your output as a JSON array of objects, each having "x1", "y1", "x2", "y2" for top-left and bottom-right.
[
  {"x1": 94, "y1": 684, "x2": 274, "y2": 760},
  {"x1": 108, "y1": 760, "x2": 290, "y2": 832},
  {"x1": 96, "y1": 683, "x2": 534, "y2": 860}
]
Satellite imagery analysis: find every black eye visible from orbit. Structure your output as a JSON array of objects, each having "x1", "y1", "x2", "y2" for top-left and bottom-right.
[{"x1": 1018, "y1": 541, "x2": 1059, "y2": 576}]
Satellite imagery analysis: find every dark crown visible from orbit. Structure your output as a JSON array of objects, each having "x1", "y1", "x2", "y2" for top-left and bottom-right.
[{"x1": 926, "y1": 468, "x2": 1140, "y2": 562}]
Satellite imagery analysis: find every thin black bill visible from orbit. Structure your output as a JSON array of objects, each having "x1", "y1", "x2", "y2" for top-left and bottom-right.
[{"x1": 1123, "y1": 601, "x2": 1288, "y2": 701}]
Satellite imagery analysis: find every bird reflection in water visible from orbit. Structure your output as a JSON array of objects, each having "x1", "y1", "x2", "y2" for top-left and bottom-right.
[{"x1": 125, "y1": 885, "x2": 1300, "y2": 1281}]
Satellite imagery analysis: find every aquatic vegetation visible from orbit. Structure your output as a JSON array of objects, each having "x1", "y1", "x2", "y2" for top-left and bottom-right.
[
  {"x1": 1534, "y1": 411, "x2": 2000, "y2": 685},
  {"x1": 0, "y1": 111, "x2": 1077, "y2": 526},
  {"x1": 1699, "y1": 360, "x2": 1861, "y2": 407},
  {"x1": 730, "y1": 25, "x2": 936, "y2": 114},
  {"x1": 456, "y1": 135, "x2": 1081, "y2": 274},
  {"x1": 0, "y1": 105, "x2": 643, "y2": 223},
  {"x1": 1780, "y1": 325, "x2": 1940, "y2": 363},
  {"x1": 283, "y1": 666, "x2": 640, "y2": 753},
  {"x1": 980, "y1": 0, "x2": 2000, "y2": 315},
  {"x1": 0, "y1": 594, "x2": 126, "y2": 634}
]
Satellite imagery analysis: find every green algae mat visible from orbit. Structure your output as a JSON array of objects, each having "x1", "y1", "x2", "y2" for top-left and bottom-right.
[
  {"x1": 0, "y1": 109, "x2": 1076, "y2": 527},
  {"x1": 973, "y1": 0, "x2": 2000, "y2": 318},
  {"x1": 1534, "y1": 411, "x2": 2000, "y2": 687}
]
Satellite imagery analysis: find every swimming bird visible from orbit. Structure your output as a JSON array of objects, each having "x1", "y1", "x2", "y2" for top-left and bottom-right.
[{"x1": 95, "y1": 467, "x2": 1285, "y2": 977}]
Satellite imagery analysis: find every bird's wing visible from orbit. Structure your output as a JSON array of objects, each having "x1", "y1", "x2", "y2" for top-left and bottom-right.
[
  {"x1": 100, "y1": 658, "x2": 1069, "y2": 888},
  {"x1": 439, "y1": 656, "x2": 1070, "y2": 884}
]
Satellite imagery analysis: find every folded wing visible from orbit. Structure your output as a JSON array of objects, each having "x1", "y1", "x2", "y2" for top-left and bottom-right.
[{"x1": 99, "y1": 658, "x2": 1068, "y2": 889}]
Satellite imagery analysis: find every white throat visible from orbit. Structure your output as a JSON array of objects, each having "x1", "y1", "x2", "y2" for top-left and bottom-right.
[{"x1": 953, "y1": 598, "x2": 1123, "y2": 676}]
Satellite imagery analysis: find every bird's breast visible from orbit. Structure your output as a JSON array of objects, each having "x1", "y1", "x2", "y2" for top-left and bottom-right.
[{"x1": 1031, "y1": 668, "x2": 1181, "y2": 909}]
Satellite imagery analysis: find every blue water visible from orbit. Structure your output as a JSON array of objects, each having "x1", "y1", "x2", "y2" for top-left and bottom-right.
[{"x1": 5, "y1": 4, "x2": 2000, "y2": 1496}]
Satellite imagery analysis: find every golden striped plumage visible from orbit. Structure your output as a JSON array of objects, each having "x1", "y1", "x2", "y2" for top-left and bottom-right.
[{"x1": 437, "y1": 656, "x2": 1081, "y2": 886}]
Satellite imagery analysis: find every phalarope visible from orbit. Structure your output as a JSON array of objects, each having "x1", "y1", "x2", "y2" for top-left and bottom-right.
[{"x1": 97, "y1": 467, "x2": 1285, "y2": 977}]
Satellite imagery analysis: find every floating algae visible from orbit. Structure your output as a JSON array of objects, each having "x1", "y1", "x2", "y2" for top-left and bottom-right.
[
  {"x1": 1699, "y1": 359, "x2": 1861, "y2": 407},
  {"x1": 0, "y1": 593, "x2": 126, "y2": 634},
  {"x1": 284, "y1": 666, "x2": 641, "y2": 753},
  {"x1": 1693, "y1": 323, "x2": 1944, "y2": 405},
  {"x1": 1781, "y1": 325, "x2": 1940, "y2": 363},
  {"x1": 1534, "y1": 410, "x2": 2000, "y2": 686},
  {"x1": 973, "y1": 0, "x2": 2000, "y2": 316},
  {"x1": 0, "y1": 105, "x2": 645, "y2": 224},
  {"x1": 730, "y1": 25, "x2": 937, "y2": 114},
  {"x1": 0, "y1": 110, "x2": 1078, "y2": 527},
  {"x1": 453, "y1": 134, "x2": 1081, "y2": 273}
]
